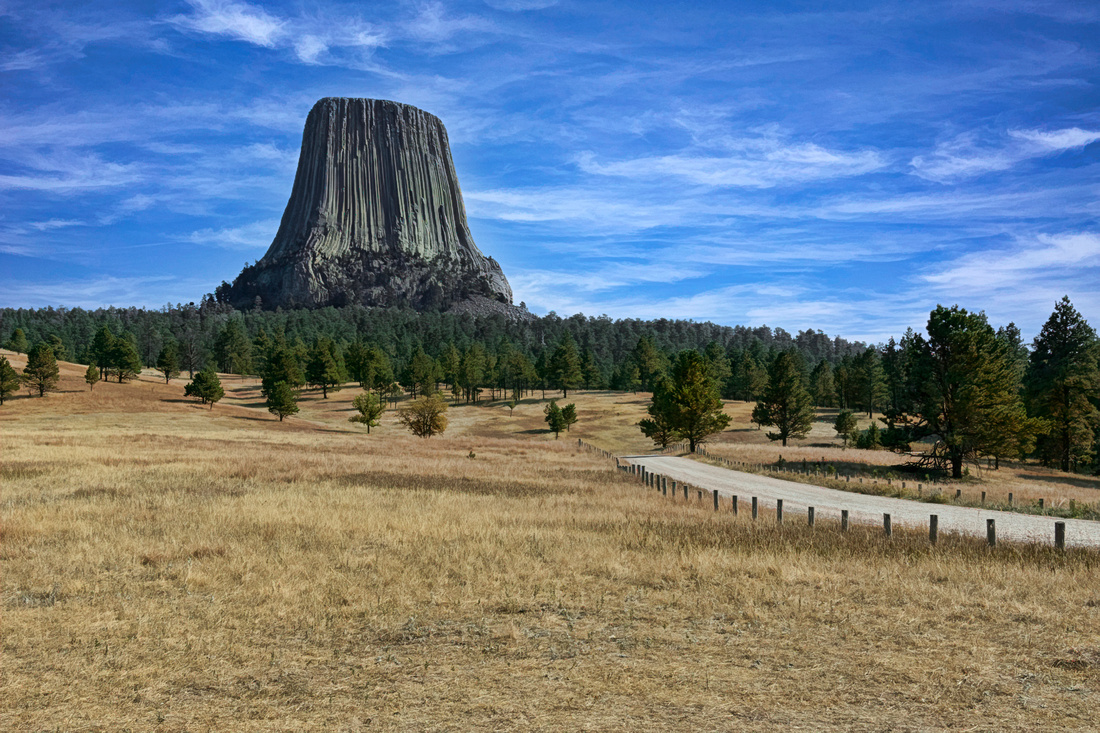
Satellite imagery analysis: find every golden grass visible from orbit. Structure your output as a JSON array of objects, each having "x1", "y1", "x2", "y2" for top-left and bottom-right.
[{"x1": 3, "y1": 366, "x2": 1100, "y2": 730}]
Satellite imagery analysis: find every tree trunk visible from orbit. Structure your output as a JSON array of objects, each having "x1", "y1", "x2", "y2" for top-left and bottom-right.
[
  {"x1": 1061, "y1": 424, "x2": 1071, "y2": 472},
  {"x1": 951, "y1": 452, "x2": 963, "y2": 479}
]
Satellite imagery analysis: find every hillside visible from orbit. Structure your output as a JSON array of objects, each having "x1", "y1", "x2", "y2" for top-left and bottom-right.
[{"x1": 3, "y1": 355, "x2": 1099, "y2": 729}]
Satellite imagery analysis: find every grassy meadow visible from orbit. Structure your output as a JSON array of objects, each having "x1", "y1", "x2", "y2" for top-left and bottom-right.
[{"x1": 3, "y1": 352, "x2": 1100, "y2": 730}]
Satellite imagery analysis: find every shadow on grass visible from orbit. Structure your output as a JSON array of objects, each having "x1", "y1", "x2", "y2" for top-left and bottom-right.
[{"x1": 1017, "y1": 473, "x2": 1100, "y2": 490}]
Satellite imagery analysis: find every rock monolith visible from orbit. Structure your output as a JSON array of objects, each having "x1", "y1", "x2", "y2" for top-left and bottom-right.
[{"x1": 223, "y1": 97, "x2": 514, "y2": 312}]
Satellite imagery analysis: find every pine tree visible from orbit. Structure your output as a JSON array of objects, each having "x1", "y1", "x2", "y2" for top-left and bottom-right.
[
  {"x1": 22, "y1": 343, "x2": 61, "y2": 397},
  {"x1": 345, "y1": 341, "x2": 369, "y2": 387},
  {"x1": 84, "y1": 364, "x2": 100, "y2": 391},
  {"x1": 404, "y1": 346, "x2": 439, "y2": 399},
  {"x1": 214, "y1": 319, "x2": 252, "y2": 376},
  {"x1": 6, "y1": 328, "x2": 28, "y2": 354},
  {"x1": 305, "y1": 337, "x2": 345, "y2": 398},
  {"x1": 833, "y1": 409, "x2": 858, "y2": 448},
  {"x1": 855, "y1": 421, "x2": 882, "y2": 450},
  {"x1": 456, "y1": 344, "x2": 485, "y2": 402},
  {"x1": 156, "y1": 342, "x2": 180, "y2": 383},
  {"x1": 855, "y1": 347, "x2": 887, "y2": 418},
  {"x1": 632, "y1": 335, "x2": 666, "y2": 392},
  {"x1": 809, "y1": 359, "x2": 836, "y2": 407},
  {"x1": 544, "y1": 400, "x2": 566, "y2": 438},
  {"x1": 703, "y1": 341, "x2": 732, "y2": 390},
  {"x1": 561, "y1": 403, "x2": 578, "y2": 432},
  {"x1": 185, "y1": 367, "x2": 224, "y2": 408},
  {"x1": 251, "y1": 329, "x2": 272, "y2": 377},
  {"x1": 48, "y1": 334, "x2": 68, "y2": 362},
  {"x1": 549, "y1": 333, "x2": 583, "y2": 398},
  {"x1": 752, "y1": 350, "x2": 814, "y2": 447},
  {"x1": 908, "y1": 305, "x2": 1041, "y2": 478},
  {"x1": 91, "y1": 326, "x2": 115, "y2": 380},
  {"x1": 581, "y1": 348, "x2": 603, "y2": 390},
  {"x1": 638, "y1": 378, "x2": 678, "y2": 448},
  {"x1": 266, "y1": 381, "x2": 299, "y2": 421},
  {"x1": 110, "y1": 337, "x2": 143, "y2": 383},
  {"x1": 729, "y1": 351, "x2": 767, "y2": 401},
  {"x1": 1026, "y1": 297, "x2": 1100, "y2": 472},
  {"x1": 261, "y1": 342, "x2": 304, "y2": 398},
  {"x1": 348, "y1": 392, "x2": 383, "y2": 432},
  {"x1": 0, "y1": 356, "x2": 20, "y2": 404},
  {"x1": 640, "y1": 350, "x2": 732, "y2": 451}
]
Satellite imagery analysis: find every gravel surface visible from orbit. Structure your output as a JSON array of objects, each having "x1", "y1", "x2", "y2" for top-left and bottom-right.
[{"x1": 624, "y1": 455, "x2": 1100, "y2": 548}]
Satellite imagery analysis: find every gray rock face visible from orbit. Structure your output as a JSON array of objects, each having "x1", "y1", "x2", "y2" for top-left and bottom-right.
[{"x1": 225, "y1": 97, "x2": 512, "y2": 311}]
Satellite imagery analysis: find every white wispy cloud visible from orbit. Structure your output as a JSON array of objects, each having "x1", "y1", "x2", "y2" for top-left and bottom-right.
[
  {"x1": 187, "y1": 220, "x2": 279, "y2": 250},
  {"x1": 910, "y1": 127, "x2": 1100, "y2": 182},
  {"x1": 922, "y1": 231, "x2": 1100, "y2": 293},
  {"x1": 483, "y1": 0, "x2": 559, "y2": 11},
  {"x1": 0, "y1": 153, "x2": 141, "y2": 192},
  {"x1": 171, "y1": 0, "x2": 286, "y2": 47},
  {"x1": 466, "y1": 186, "x2": 695, "y2": 231},
  {"x1": 0, "y1": 275, "x2": 213, "y2": 309},
  {"x1": 911, "y1": 231, "x2": 1100, "y2": 334},
  {"x1": 403, "y1": 2, "x2": 496, "y2": 45},
  {"x1": 169, "y1": 0, "x2": 385, "y2": 63},
  {"x1": 578, "y1": 136, "x2": 886, "y2": 189}
]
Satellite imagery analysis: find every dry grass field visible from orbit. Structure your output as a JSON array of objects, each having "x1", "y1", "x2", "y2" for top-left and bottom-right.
[{"x1": 3, "y1": 353, "x2": 1100, "y2": 730}]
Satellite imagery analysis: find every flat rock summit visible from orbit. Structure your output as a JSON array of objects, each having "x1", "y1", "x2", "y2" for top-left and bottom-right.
[{"x1": 223, "y1": 97, "x2": 518, "y2": 315}]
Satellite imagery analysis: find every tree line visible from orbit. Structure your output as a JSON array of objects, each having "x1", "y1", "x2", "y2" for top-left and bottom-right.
[
  {"x1": 4, "y1": 298, "x2": 1096, "y2": 477},
  {"x1": 744, "y1": 299, "x2": 1100, "y2": 478},
  {"x1": 0, "y1": 301, "x2": 865, "y2": 384}
]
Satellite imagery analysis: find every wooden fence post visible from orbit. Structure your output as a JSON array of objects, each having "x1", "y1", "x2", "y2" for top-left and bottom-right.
[
  {"x1": 841, "y1": 510, "x2": 849, "y2": 532},
  {"x1": 955, "y1": 489, "x2": 961, "y2": 501},
  {"x1": 981, "y1": 491, "x2": 986, "y2": 504},
  {"x1": 1055, "y1": 522, "x2": 1066, "y2": 550},
  {"x1": 713, "y1": 489, "x2": 719, "y2": 511},
  {"x1": 1008, "y1": 492, "x2": 1013, "y2": 506},
  {"x1": 884, "y1": 513, "x2": 892, "y2": 537},
  {"x1": 1039, "y1": 498, "x2": 1045, "y2": 510},
  {"x1": 808, "y1": 507, "x2": 815, "y2": 527},
  {"x1": 732, "y1": 496, "x2": 738, "y2": 515},
  {"x1": 929, "y1": 515, "x2": 938, "y2": 545},
  {"x1": 986, "y1": 518, "x2": 996, "y2": 547},
  {"x1": 671, "y1": 481, "x2": 677, "y2": 498},
  {"x1": 776, "y1": 499, "x2": 784, "y2": 524},
  {"x1": 752, "y1": 497, "x2": 758, "y2": 520},
  {"x1": 683, "y1": 484, "x2": 688, "y2": 499}
]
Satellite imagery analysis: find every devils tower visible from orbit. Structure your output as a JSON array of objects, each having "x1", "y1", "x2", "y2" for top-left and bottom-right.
[{"x1": 223, "y1": 97, "x2": 513, "y2": 312}]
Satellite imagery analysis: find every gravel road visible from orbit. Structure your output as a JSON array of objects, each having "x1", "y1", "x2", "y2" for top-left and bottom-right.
[{"x1": 624, "y1": 455, "x2": 1100, "y2": 548}]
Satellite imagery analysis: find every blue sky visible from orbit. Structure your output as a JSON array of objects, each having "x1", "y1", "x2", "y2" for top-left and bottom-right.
[{"x1": 1, "y1": 0, "x2": 1098, "y2": 342}]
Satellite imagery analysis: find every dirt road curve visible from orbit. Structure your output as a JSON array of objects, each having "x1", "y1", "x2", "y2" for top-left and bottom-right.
[{"x1": 625, "y1": 455, "x2": 1100, "y2": 548}]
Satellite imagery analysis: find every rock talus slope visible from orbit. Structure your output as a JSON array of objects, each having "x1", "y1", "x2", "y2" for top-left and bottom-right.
[{"x1": 225, "y1": 98, "x2": 513, "y2": 312}]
